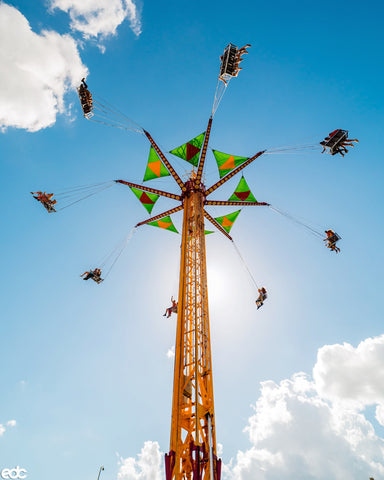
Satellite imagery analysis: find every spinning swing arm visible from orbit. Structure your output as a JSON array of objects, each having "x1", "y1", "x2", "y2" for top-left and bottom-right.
[{"x1": 115, "y1": 180, "x2": 182, "y2": 201}]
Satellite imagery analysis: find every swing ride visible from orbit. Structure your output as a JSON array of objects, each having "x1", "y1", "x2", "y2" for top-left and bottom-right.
[{"x1": 31, "y1": 43, "x2": 358, "y2": 480}]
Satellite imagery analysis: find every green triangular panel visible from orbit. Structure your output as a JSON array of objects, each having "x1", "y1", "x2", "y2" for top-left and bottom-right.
[
  {"x1": 170, "y1": 132, "x2": 205, "y2": 167},
  {"x1": 143, "y1": 147, "x2": 171, "y2": 182},
  {"x1": 212, "y1": 150, "x2": 249, "y2": 178},
  {"x1": 147, "y1": 215, "x2": 178, "y2": 234},
  {"x1": 205, "y1": 230, "x2": 214, "y2": 235},
  {"x1": 228, "y1": 176, "x2": 257, "y2": 202},
  {"x1": 214, "y1": 210, "x2": 241, "y2": 233},
  {"x1": 130, "y1": 186, "x2": 159, "y2": 214}
]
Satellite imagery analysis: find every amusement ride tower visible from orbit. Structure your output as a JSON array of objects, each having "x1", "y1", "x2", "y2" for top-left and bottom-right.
[
  {"x1": 115, "y1": 114, "x2": 267, "y2": 479},
  {"x1": 78, "y1": 43, "x2": 266, "y2": 480},
  {"x1": 51, "y1": 42, "x2": 350, "y2": 480}
]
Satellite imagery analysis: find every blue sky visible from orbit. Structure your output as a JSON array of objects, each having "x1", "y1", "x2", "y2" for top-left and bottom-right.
[{"x1": 1, "y1": 1, "x2": 384, "y2": 479}]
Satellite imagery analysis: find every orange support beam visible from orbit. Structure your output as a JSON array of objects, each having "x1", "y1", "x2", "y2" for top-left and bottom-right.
[
  {"x1": 135, "y1": 205, "x2": 183, "y2": 228},
  {"x1": 144, "y1": 130, "x2": 187, "y2": 192},
  {"x1": 115, "y1": 180, "x2": 181, "y2": 201},
  {"x1": 205, "y1": 200, "x2": 269, "y2": 206},
  {"x1": 203, "y1": 210, "x2": 232, "y2": 241},
  {"x1": 195, "y1": 117, "x2": 213, "y2": 188}
]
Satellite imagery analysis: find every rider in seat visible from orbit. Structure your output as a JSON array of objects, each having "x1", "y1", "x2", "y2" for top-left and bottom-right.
[
  {"x1": 31, "y1": 191, "x2": 57, "y2": 212},
  {"x1": 163, "y1": 297, "x2": 178, "y2": 318},
  {"x1": 255, "y1": 287, "x2": 267, "y2": 309},
  {"x1": 80, "y1": 268, "x2": 103, "y2": 283},
  {"x1": 324, "y1": 230, "x2": 341, "y2": 253},
  {"x1": 78, "y1": 78, "x2": 93, "y2": 117},
  {"x1": 320, "y1": 129, "x2": 358, "y2": 156}
]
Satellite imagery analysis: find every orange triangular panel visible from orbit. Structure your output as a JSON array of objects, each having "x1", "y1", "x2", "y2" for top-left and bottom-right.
[
  {"x1": 148, "y1": 160, "x2": 162, "y2": 177},
  {"x1": 222, "y1": 217, "x2": 234, "y2": 228},
  {"x1": 219, "y1": 155, "x2": 236, "y2": 170},
  {"x1": 158, "y1": 220, "x2": 172, "y2": 229}
]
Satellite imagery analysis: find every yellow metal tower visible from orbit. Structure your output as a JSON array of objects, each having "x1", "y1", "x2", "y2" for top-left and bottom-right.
[
  {"x1": 115, "y1": 44, "x2": 267, "y2": 480},
  {"x1": 166, "y1": 173, "x2": 219, "y2": 480},
  {"x1": 117, "y1": 135, "x2": 266, "y2": 479},
  {"x1": 118, "y1": 118, "x2": 267, "y2": 480}
]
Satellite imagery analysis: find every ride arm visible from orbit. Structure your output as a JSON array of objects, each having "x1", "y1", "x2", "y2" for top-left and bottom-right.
[
  {"x1": 205, "y1": 200, "x2": 270, "y2": 206},
  {"x1": 135, "y1": 204, "x2": 184, "y2": 227},
  {"x1": 205, "y1": 150, "x2": 266, "y2": 196},
  {"x1": 143, "y1": 130, "x2": 186, "y2": 193},
  {"x1": 203, "y1": 210, "x2": 233, "y2": 241},
  {"x1": 115, "y1": 180, "x2": 182, "y2": 201},
  {"x1": 195, "y1": 117, "x2": 213, "y2": 188}
]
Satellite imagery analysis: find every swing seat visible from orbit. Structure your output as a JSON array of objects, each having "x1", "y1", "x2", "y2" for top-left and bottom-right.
[
  {"x1": 328, "y1": 232, "x2": 341, "y2": 244},
  {"x1": 42, "y1": 202, "x2": 56, "y2": 213},
  {"x1": 324, "y1": 130, "x2": 348, "y2": 154},
  {"x1": 77, "y1": 87, "x2": 94, "y2": 119},
  {"x1": 220, "y1": 44, "x2": 240, "y2": 77},
  {"x1": 92, "y1": 276, "x2": 104, "y2": 284},
  {"x1": 81, "y1": 103, "x2": 94, "y2": 119}
]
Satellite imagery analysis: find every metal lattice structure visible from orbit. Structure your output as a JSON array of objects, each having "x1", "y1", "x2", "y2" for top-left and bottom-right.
[
  {"x1": 116, "y1": 111, "x2": 268, "y2": 479},
  {"x1": 166, "y1": 175, "x2": 218, "y2": 479}
]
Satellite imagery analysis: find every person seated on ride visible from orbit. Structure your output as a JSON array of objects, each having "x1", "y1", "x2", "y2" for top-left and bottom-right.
[
  {"x1": 79, "y1": 78, "x2": 89, "y2": 96},
  {"x1": 78, "y1": 78, "x2": 93, "y2": 113},
  {"x1": 31, "y1": 191, "x2": 57, "y2": 208},
  {"x1": 324, "y1": 230, "x2": 341, "y2": 253},
  {"x1": 163, "y1": 296, "x2": 178, "y2": 317},
  {"x1": 331, "y1": 146, "x2": 346, "y2": 156},
  {"x1": 44, "y1": 192, "x2": 57, "y2": 205},
  {"x1": 94, "y1": 269, "x2": 103, "y2": 282},
  {"x1": 328, "y1": 129, "x2": 340, "y2": 139},
  {"x1": 31, "y1": 190, "x2": 43, "y2": 201},
  {"x1": 321, "y1": 129, "x2": 346, "y2": 154},
  {"x1": 81, "y1": 270, "x2": 95, "y2": 280},
  {"x1": 255, "y1": 287, "x2": 267, "y2": 309},
  {"x1": 337, "y1": 137, "x2": 358, "y2": 155},
  {"x1": 80, "y1": 268, "x2": 103, "y2": 281},
  {"x1": 32, "y1": 191, "x2": 49, "y2": 202},
  {"x1": 321, "y1": 129, "x2": 358, "y2": 156}
]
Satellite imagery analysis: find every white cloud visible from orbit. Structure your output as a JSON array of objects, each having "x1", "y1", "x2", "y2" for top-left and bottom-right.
[
  {"x1": 166, "y1": 345, "x2": 175, "y2": 359},
  {"x1": 0, "y1": 419, "x2": 17, "y2": 437},
  {"x1": 375, "y1": 405, "x2": 384, "y2": 426},
  {"x1": 116, "y1": 335, "x2": 384, "y2": 479},
  {"x1": 0, "y1": 3, "x2": 87, "y2": 132},
  {"x1": 314, "y1": 334, "x2": 384, "y2": 408},
  {"x1": 117, "y1": 441, "x2": 163, "y2": 480},
  {"x1": 50, "y1": 0, "x2": 142, "y2": 38},
  {"x1": 223, "y1": 336, "x2": 384, "y2": 479},
  {"x1": 224, "y1": 371, "x2": 384, "y2": 480}
]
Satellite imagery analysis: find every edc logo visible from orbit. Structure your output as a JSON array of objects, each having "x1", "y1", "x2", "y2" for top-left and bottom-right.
[{"x1": 0, "y1": 467, "x2": 27, "y2": 479}]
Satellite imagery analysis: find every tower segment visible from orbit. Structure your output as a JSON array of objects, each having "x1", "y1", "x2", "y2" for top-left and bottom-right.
[{"x1": 165, "y1": 176, "x2": 221, "y2": 480}]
